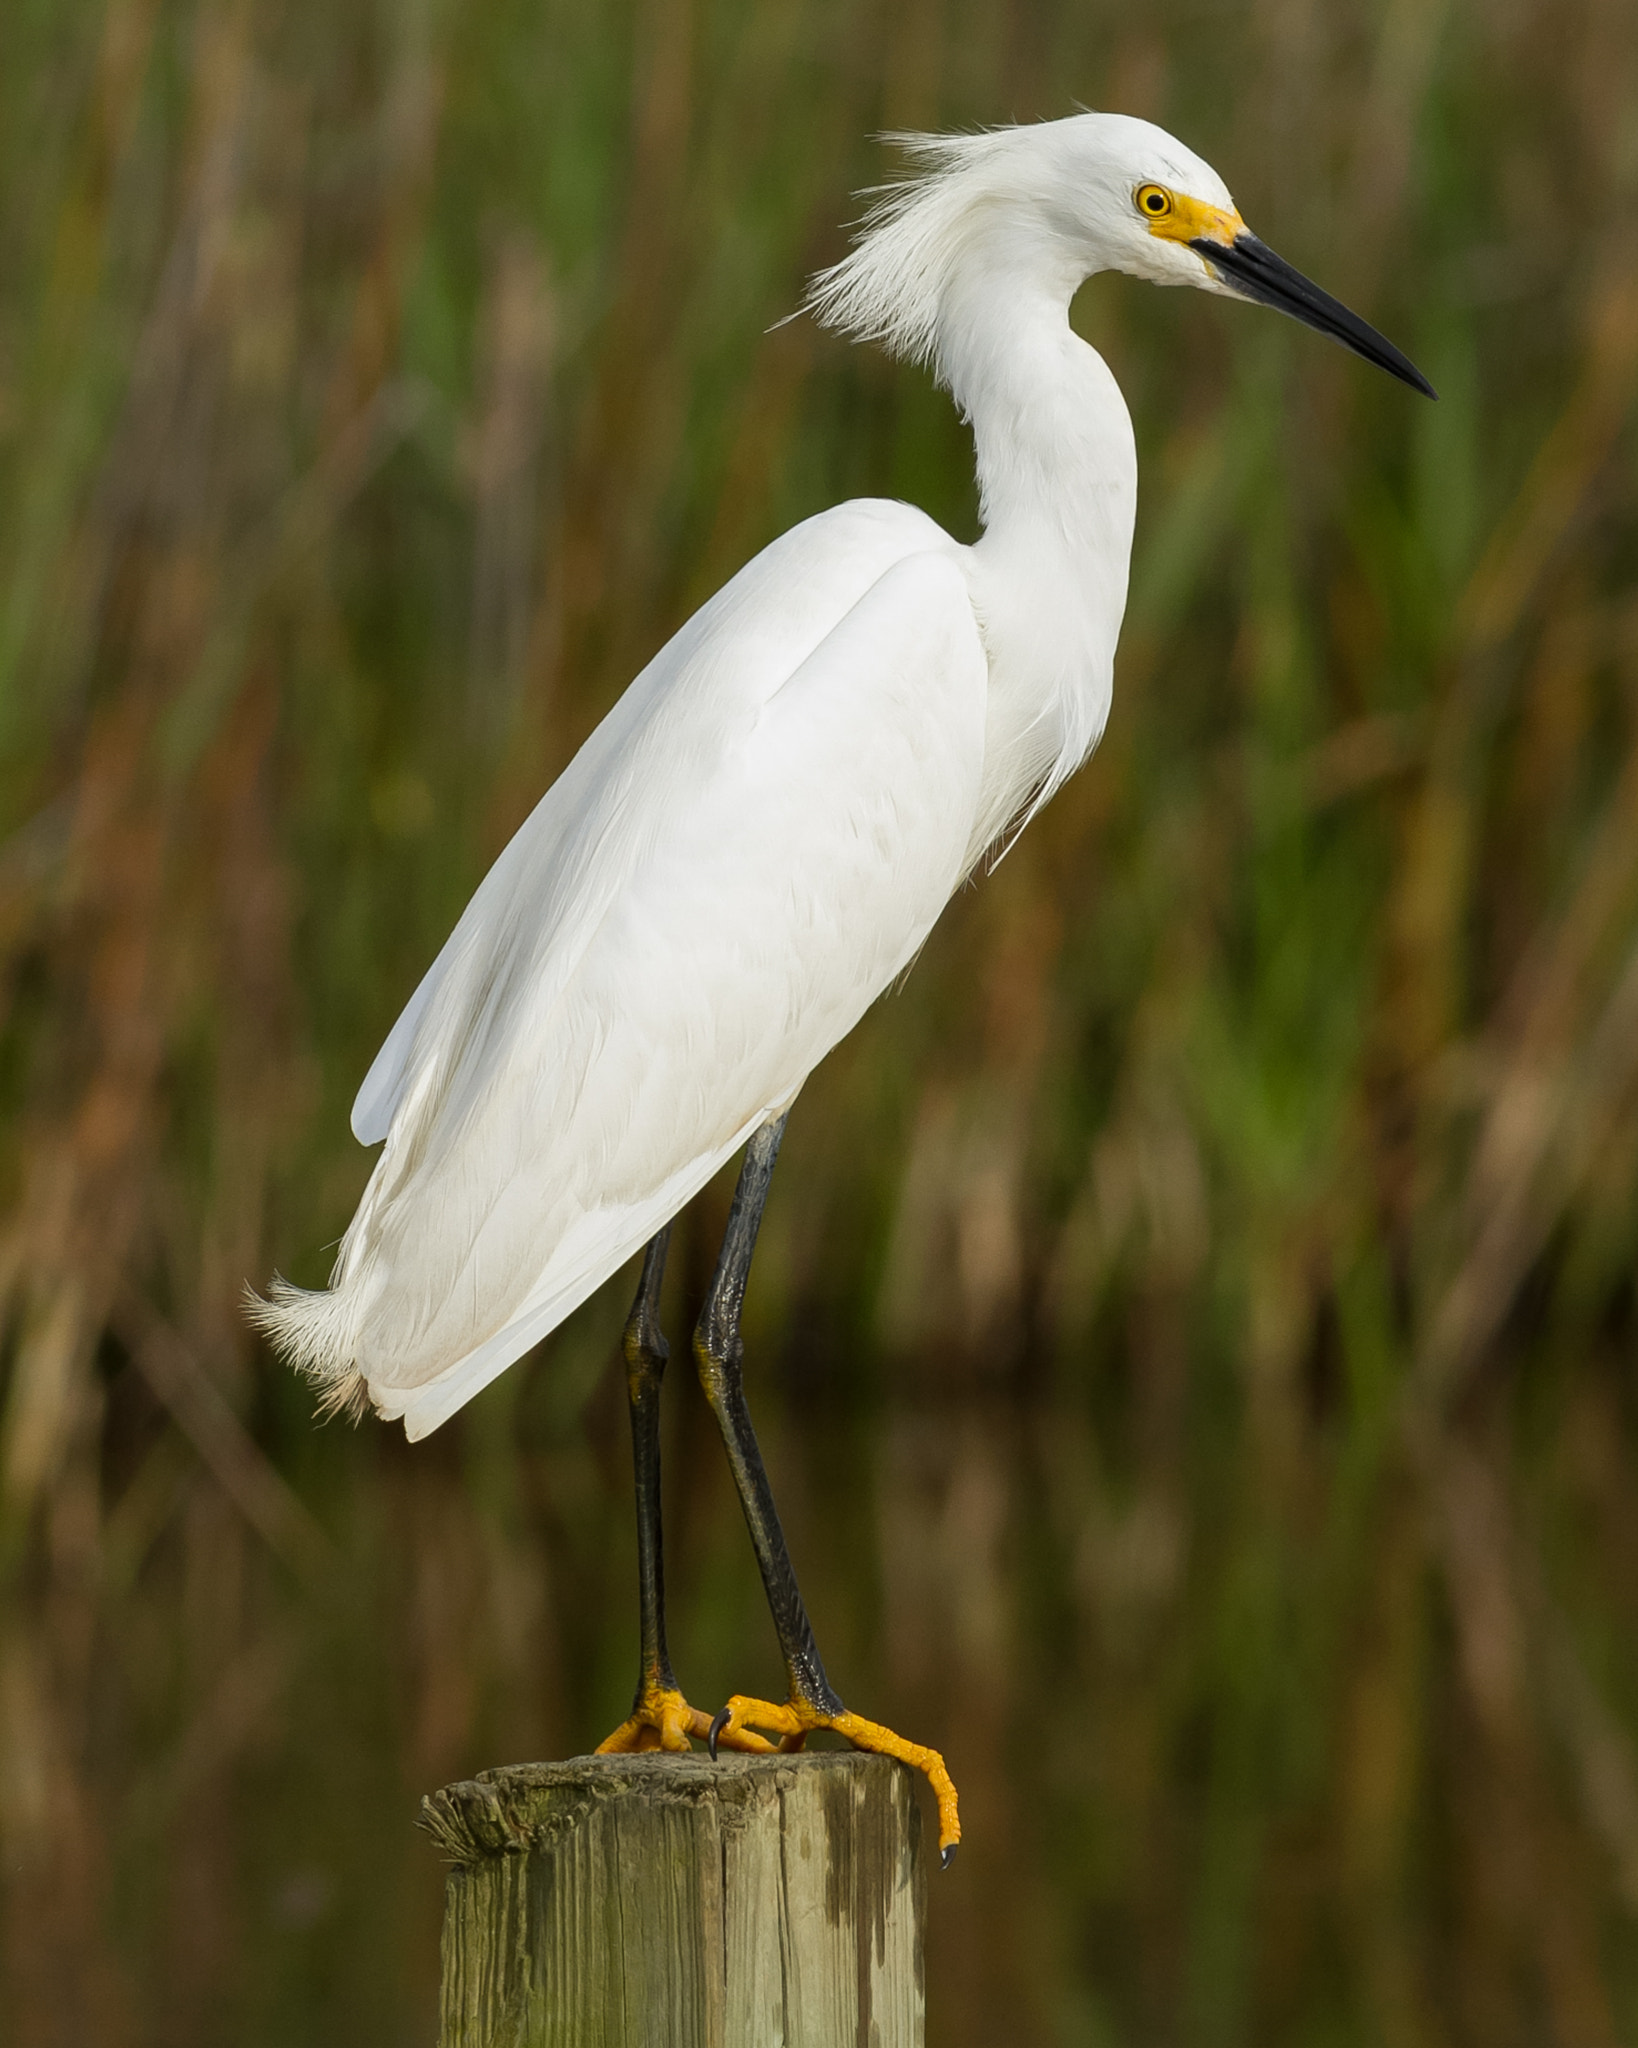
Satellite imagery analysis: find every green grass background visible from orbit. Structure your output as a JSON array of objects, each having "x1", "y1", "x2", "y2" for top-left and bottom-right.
[{"x1": 2, "y1": 0, "x2": 1637, "y2": 2042}]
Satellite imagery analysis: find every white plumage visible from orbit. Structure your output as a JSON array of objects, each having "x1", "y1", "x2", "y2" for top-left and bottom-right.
[
  {"x1": 253, "y1": 113, "x2": 1431, "y2": 1437},
  {"x1": 271, "y1": 518, "x2": 991, "y2": 1437}
]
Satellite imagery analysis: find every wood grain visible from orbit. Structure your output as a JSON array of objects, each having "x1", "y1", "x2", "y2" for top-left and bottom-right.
[{"x1": 422, "y1": 1749, "x2": 925, "y2": 2047}]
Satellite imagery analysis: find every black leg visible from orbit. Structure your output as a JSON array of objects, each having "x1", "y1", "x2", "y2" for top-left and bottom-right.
[
  {"x1": 690, "y1": 1113, "x2": 962, "y2": 1863},
  {"x1": 694, "y1": 1114, "x2": 844, "y2": 1719},
  {"x1": 623, "y1": 1223, "x2": 676, "y2": 1708},
  {"x1": 597, "y1": 1220, "x2": 780, "y2": 1756}
]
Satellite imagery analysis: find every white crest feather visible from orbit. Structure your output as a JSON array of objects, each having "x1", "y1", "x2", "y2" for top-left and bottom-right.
[{"x1": 803, "y1": 130, "x2": 1017, "y2": 371}]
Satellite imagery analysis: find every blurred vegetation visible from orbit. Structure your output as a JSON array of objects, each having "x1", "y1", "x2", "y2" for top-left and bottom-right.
[{"x1": 1, "y1": 0, "x2": 1637, "y2": 2042}]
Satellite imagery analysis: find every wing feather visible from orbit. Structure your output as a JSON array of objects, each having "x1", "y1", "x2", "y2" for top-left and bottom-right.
[{"x1": 256, "y1": 504, "x2": 989, "y2": 1436}]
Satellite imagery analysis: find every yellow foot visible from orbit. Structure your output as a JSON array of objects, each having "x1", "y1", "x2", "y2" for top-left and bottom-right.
[
  {"x1": 708, "y1": 1695, "x2": 960, "y2": 1866},
  {"x1": 595, "y1": 1684, "x2": 780, "y2": 1756}
]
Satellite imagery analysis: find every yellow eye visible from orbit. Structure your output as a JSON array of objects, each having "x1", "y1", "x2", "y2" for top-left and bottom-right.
[{"x1": 1136, "y1": 183, "x2": 1173, "y2": 220}]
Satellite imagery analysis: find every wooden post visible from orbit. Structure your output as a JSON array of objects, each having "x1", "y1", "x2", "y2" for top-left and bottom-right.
[{"x1": 420, "y1": 1749, "x2": 925, "y2": 2048}]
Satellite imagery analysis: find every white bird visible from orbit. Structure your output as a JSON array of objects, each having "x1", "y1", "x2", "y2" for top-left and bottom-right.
[{"x1": 253, "y1": 113, "x2": 1430, "y2": 1861}]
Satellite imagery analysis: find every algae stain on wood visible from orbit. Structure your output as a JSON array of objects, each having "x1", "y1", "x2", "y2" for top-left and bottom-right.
[{"x1": 421, "y1": 1750, "x2": 925, "y2": 2048}]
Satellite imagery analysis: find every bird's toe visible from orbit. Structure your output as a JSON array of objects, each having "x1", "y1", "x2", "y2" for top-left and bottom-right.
[
  {"x1": 705, "y1": 1693, "x2": 959, "y2": 1865},
  {"x1": 596, "y1": 1684, "x2": 775, "y2": 1756}
]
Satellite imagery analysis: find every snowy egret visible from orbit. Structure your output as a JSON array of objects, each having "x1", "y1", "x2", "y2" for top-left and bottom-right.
[{"x1": 253, "y1": 113, "x2": 1431, "y2": 1864}]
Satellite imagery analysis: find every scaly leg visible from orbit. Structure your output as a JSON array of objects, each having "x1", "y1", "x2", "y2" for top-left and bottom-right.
[
  {"x1": 696, "y1": 1116, "x2": 961, "y2": 1865},
  {"x1": 596, "y1": 1225, "x2": 774, "y2": 1756}
]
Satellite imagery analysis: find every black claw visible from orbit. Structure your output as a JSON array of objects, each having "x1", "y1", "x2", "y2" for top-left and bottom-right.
[
  {"x1": 940, "y1": 1842, "x2": 958, "y2": 1871},
  {"x1": 707, "y1": 1706, "x2": 731, "y2": 1760}
]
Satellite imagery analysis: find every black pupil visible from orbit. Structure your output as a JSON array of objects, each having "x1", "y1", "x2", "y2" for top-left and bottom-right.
[{"x1": 1147, "y1": 192, "x2": 1164, "y2": 210}]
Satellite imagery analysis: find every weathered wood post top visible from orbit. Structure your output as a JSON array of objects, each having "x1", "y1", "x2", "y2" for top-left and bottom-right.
[{"x1": 421, "y1": 1749, "x2": 926, "y2": 2048}]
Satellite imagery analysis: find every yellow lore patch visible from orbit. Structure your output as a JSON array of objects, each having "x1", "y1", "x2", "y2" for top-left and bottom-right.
[{"x1": 1134, "y1": 183, "x2": 1245, "y2": 249}]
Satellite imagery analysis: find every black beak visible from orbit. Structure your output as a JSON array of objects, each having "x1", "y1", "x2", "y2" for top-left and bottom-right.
[{"x1": 1189, "y1": 232, "x2": 1436, "y2": 398}]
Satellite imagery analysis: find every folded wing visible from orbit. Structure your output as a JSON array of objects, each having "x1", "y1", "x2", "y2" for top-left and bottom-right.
[{"x1": 255, "y1": 502, "x2": 989, "y2": 1437}]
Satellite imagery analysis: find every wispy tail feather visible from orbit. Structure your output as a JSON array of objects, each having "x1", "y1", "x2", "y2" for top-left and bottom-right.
[{"x1": 245, "y1": 1276, "x2": 370, "y2": 1422}]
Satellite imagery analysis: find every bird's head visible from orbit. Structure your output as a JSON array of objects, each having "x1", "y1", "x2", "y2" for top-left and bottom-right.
[
  {"x1": 808, "y1": 112, "x2": 1435, "y2": 399},
  {"x1": 1050, "y1": 114, "x2": 1435, "y2": 395}
]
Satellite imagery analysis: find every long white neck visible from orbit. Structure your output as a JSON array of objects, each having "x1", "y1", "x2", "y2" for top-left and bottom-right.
[{"x1": 939, "y1": 272, "x2": 1138, "y2": 861}]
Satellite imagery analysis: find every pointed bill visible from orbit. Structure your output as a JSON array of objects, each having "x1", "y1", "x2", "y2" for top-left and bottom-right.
[{"x1": 1190, "y1": 231, "x2": 1436, "y2": 397}]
